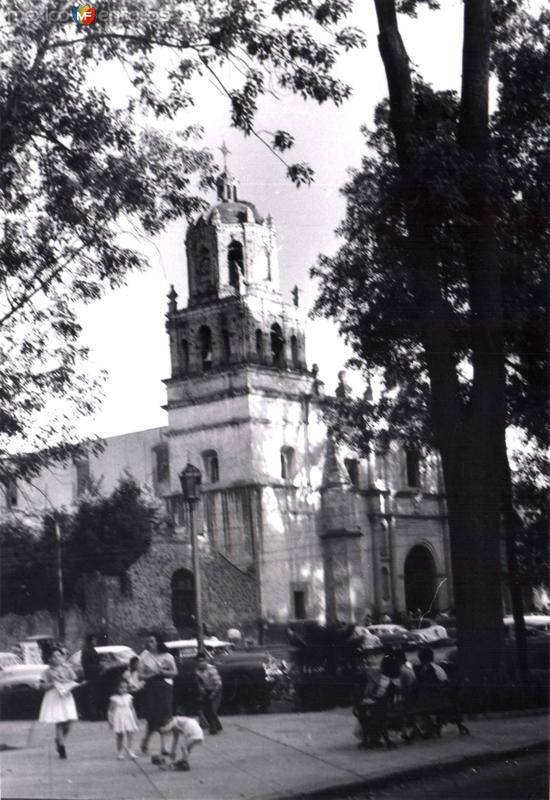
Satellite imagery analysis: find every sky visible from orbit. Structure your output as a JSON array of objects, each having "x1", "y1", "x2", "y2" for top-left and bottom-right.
[{"x1": 75, "y1": 1, "x2": 464, "y2": 439}]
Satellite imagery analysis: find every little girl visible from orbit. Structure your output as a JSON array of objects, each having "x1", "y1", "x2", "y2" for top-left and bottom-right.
[
  {"x1": 38, "y1": 647, "x2": 79, "y2": 759},
  {"x1": 108, "y1": 678, "x2": 140, "y2": 759}
]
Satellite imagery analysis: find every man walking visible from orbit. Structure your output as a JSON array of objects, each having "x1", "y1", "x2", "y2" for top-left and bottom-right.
[{"x1": 81, "y1": 634, "x2": 102, "y2": 720}]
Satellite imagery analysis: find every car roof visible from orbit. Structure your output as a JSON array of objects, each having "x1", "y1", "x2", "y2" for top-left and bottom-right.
[
  {"x1": 95, "y1": 645, "x2": 136, "y2": 654},
  {"x1": 368, "y1": 624, "x2": 406, "y2": 632},
  {"x1": 164, "y1": 638, "x2": 230, "y2": 649},
  {"x1": 503, "y1": 615, "x2": 550, "y2": 626}
]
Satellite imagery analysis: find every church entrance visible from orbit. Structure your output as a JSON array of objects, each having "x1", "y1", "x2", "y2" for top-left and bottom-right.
[
  {"x1": 404, "y1": 545, "x2": 436, "y2": 614},
  {"x1": 171, "y1": 568, "x2": 196, "y2": 633}
]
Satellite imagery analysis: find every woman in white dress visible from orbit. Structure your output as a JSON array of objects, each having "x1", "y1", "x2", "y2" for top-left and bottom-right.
[{"x1": 38, "y1": 647, "x2": 79, "y2": 759}]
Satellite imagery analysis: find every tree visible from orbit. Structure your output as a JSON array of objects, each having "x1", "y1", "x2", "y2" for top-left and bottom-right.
[
  {"x1": 0, "y1": 510, "x2": 77, "y2": 614},
  {"x1": 67, "y1": 475, "x2": 167, "y2": 579},
  {"x1": 0, "y1": 475, "x2": 167, "y2": 615},
  {"x1": 0, "y1": 0, "x2": 364, "y2": 479},
  {"x1": 312, "y1": 1, "x2": 548, "y2": 679}
]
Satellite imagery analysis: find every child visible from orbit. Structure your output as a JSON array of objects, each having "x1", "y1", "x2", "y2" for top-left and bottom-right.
[
  {"x1": 195, "y1": 653, "x2": 223, "y2": 734},
  {"x1": 158, "y1": 716, "x2": 204, "y2": 770},
  {"x1": 124, "y1": 656, "x2": 145, "y2": 693},
  {"x1": 38, "y1": 647, "x2": 79, "y2": 759},
  {"x1": 108, "y1": 678, "x2": 140, "y2": 760}
]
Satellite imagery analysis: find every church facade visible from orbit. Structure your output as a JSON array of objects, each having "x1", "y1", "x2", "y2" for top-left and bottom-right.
[{"x1": 1, "y1": 172, "x2": 453, "y2": 646}]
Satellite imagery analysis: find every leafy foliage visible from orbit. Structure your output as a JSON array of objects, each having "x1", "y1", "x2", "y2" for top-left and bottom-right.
[
  {"x1": 313, "y1": 9, "x2": 548, "y2": 462},
  {"x1": 0, "y1": 475, "x2": 165, "y2": 614},
  {"x1": 68, "y1": 475, "x2": 166, "y2": 576},
  {"x1": 0, "y1": 0, "x2": 365, "y2": 478}
]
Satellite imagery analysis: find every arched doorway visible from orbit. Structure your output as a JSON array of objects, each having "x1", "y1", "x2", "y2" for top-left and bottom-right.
[
  {"x1": 171, "y1": 569, "x2": 196, "y2": 632},
  {"x1": 404, "y1": 545, "x2": 436, "y2": 614}
]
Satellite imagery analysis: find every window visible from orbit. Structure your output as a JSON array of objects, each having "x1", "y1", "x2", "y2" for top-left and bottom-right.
[
  {"x1": 153, "y1": 443, "x2": 170, "y2": 488},
  {"x1": 379, "y1": 523, "x2": 390, "y2": 559},
  {"x1": 271, "y1": 323, "x2": 284, "y2": 367},
  {"x1": 406, "y1": 450, "x2": 421, "y2": 487},
  {"x1": 280, "y1": 446, "x2": 295, "y2": 481},
  {"x1": 171, "y1": 569, "x2": 196, "y2": 630},
  {"x1": 75, "y1": 458, "x2": 90, "y2": 496},
  {"x1": 199, "y1": 325, "x2": 212, "y2": 371},
  {"x1": 181, "y1": 339, "x2": 189, "y2": 373},
  {"x1": 344, "y1": 458, "x2": 359, "y2": 487},
  {"x1": 381, "y1": 566, "x2": 391, "y2": 602},
  {"x1": 290, "y1": 334, "x2": 299, "y2": 368},
  {"x1": 3, "y1": 478, "x2": 17, "y2": 509},
  {"x1": 202, "y1": 450, "x2": 219, "y2": 483},
  {"x1": 293, "y1": 590, "x2": 307, "y2": 620},
  {"x1": 255, "y1": 328, "x2": 264, "y2": 359},
  {"x1": 228, "y1": 240, "x2": 244, "y2": 292},
  {"x1": 222, "y1": 329, "x2": 231, "y2": 363}
]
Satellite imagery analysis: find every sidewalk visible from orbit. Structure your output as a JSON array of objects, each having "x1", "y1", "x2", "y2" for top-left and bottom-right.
[{"x1": 1, "y1": 710, "x2": 547, "y2": 800}]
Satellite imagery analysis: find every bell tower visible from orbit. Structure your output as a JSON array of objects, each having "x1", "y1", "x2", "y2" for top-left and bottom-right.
[{"x1": 165, "y1": 169, "x2": 307, "y2": 382}]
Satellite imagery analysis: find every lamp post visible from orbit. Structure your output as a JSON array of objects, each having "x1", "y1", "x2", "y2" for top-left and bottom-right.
[
  {"x1": 54, "y1": 517, "x2": 65, "y2": 642},
  {"x1": 179, "y1": 463, "x2": 204, "y2": 653}
]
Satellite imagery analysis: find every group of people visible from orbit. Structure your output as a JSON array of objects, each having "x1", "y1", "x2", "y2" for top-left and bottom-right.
[
  {"x1": 355, "y1": 645, "x2": 468, "y2": 748},
  {"x1": 38, "y1": 631, "x2": 224, "y2": 771}
]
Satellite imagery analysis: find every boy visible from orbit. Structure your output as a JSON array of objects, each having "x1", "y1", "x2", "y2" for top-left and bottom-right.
[{"x1": 157, "y1": 716, "x2": 204, "y2": 771}]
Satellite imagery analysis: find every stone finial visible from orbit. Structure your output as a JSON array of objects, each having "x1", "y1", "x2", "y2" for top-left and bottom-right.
[
  {"x1": 322, "y1": 435, "x2": 350, "y2": 487},
  {"x1": 364, "y1": 378, "x2": 373, "y2": 403},
  {"x1": 291, "y1": 285, "x2": 300, "y2": 307},
  {"x1": 335, "y1": 370, "x2": 351, "y2": 399},
  {"x1": 167, "y1": 284, "x2": 178, "y2": 314}
]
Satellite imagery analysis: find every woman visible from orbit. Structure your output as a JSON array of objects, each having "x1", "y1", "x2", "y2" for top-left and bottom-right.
[
  {"x1": 138, "y1": 632, "x2": 177, "y2": 755},
  {"x1": 38, "y1": 647, "x2": 79, "y2": 758}
]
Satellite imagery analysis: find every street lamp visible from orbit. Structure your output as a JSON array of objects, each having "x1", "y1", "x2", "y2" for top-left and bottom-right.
[{"x1": 179, "y1": 463, "x2": 204, "y2": 653}]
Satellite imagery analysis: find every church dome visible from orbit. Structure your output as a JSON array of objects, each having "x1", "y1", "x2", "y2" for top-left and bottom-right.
[
  {"x1": 206, "y1": 199, "x2": 264, "y2": 225},
  {"x1": 202, "y1": 170, "x2": 264, "y2": 226}
]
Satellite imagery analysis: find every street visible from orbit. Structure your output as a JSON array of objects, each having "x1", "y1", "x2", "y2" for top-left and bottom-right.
[{"x1": 341, "y1": 750, "x2": 548, "y2": 800}]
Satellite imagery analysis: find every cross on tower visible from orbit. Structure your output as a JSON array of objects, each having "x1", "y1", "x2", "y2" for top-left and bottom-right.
[{"x1": 220, "y1": 141, "x2": 231, "y2": 173}]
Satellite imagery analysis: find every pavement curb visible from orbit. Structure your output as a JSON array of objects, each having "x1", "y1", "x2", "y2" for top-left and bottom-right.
[{"x1": 281, "y1": 739, "x2": 549, "y2": 800}]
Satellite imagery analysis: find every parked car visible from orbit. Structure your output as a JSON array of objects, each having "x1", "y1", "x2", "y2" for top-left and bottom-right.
[
  {"x1": 0, "y1": 664, "x2": 49, "y2": 719},
  {"x1": 410, "y1": 624, "x2": 450, "y2": 644},
  {"x1": 68, "y1": 645, "x2": 137, "y2": 679},
  {"x1": 165, "y1": 638, "x2": 281, "y2": 714},
  {"x1": 367, "y1": 624, "x2": 424, "y2": 648},
  {"x1": 68, "y1": 645, "x2": 138, "y2": 718},
  {"x1": 353, "y1": 627, "x2": 384, "y2": 651},
  {"x1": 503, "y1": 614, "x2": 550, "y2": 634},
  {"x1": 503, "y1": 621, "x2": 549, "y2": 670},
  {"x1": 0, "y1": 652, "x2": 22, "y2": 669}
]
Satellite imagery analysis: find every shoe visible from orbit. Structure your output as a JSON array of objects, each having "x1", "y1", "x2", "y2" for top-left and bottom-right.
[
  {"x1": 175, "y1": 759, "x2": 190, "y2": 771},
  {"x1": 161, "y1": 748, "x2": 170, "y2": 756},
  {"x1": 58, "y1": 744, "x2": 67, "y2": 759},
  {"x1": 209, "y1": 728, "x2": 218, "y2": 735},
  {"x1": 117, "y1": 753, "x2": 125, "y2": 760},
  {"x1": 127, "y1": 751, "x2": 138, "y2": 760}
]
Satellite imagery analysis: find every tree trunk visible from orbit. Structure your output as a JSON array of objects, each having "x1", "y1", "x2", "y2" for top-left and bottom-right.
[
  {"x1": 374, "y1": 0, "x2": 505, "y2": 679},
  {"x1": 501, "y1": 448, "x2": 528, "y2": 673}
]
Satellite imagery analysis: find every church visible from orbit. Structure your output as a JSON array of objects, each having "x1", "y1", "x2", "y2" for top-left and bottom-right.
[{"x1": 1, "y1": 171, "x2": 453, "y2": 646}]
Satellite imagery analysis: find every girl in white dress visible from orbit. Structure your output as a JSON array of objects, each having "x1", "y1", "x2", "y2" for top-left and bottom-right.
[
  {"x1": 107, "y1": 678, "x2": 140, "y2": 759},
  {"x1": 38, "y1": 647, "x2": 79, "y2": 759}
]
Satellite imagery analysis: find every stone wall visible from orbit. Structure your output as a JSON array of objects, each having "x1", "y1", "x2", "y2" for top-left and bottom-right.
[{"x1": 82, "y1": 535, "x2": 259, "y2": 651}]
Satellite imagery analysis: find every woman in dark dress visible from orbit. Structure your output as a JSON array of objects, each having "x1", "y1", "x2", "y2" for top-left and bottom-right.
[{"x1": 138, "y1": 632, "x2": 177, "y2": 755}]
